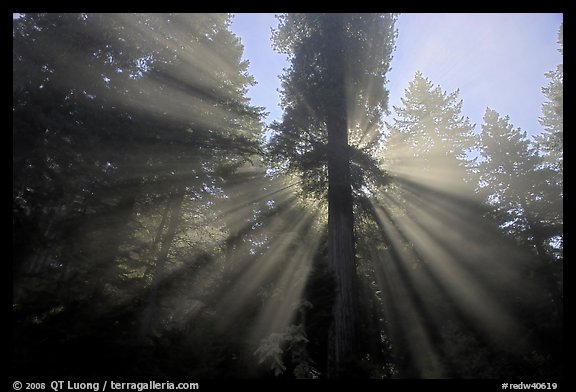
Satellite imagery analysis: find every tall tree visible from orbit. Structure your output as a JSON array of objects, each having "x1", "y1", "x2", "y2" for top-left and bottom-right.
[
  {"x1": 379, "y1": 73, "x2": 563, "y2": 379},
  {"x1": 380, "y1": 73, "x2": 479, "y2": 377},
  {"x1": 269, "y1": 13, "x2": 397, "y2": 377},
  {"x1": 475, "y1": 109, "x2": 562, "y2": 263},
  {"x1": 536, "y1": 22, "x2": 563, "y2": 179},
  {"x1": 474, "y1": 107, "x2": 563, "y2": 373},
  {"x1": 474, "y1": 109, "x2": 563, "y2": 335},
  {"x1": 13, "y1": 13, "x2": 262, "y2": 299},
  {"x1": 13, "y1": 13, "x2": 264, "y2": 377},
  {"x1": 383, "y1": 71, "x2": 476, "y2": 193}
]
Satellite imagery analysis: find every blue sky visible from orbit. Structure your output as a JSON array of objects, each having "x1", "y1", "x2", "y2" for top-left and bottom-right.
[{"x1": 230, "y1": 13, "x2": 563, "y2": 137}]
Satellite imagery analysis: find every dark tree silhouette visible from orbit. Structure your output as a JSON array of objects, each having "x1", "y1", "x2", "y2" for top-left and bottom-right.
[{"x1": 269, "y1": 13, "x2": 397, "y2": 377}]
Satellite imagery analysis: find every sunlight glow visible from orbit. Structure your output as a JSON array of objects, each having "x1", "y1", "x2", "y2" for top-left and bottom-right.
[{"x1": 13, "y1": 12, "x2": 561, "y2": 379}]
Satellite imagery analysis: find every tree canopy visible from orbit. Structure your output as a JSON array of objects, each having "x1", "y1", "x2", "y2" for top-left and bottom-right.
[{"x1": 12, "y1": 13, "x2": 562, "y2": 382}]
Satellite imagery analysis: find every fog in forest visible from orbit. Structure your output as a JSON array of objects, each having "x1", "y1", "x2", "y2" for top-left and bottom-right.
[{"x1": 13, "y1": 13, "x2": 562, "y2": 384}]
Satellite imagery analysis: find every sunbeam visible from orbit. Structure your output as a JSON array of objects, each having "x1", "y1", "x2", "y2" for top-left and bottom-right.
[{"x1": 13, "y1": 13, "x2": 562, "y2": 381}]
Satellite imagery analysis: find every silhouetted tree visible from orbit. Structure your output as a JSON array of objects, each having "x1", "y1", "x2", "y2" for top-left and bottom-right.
[
  {"x1": 475, "y1": 109, "x2": 561, "y2": 262},
  {"x1": 536, "y1": 22, "x2": 563, "y2": 179},
  {"x1": 474, "y1": 109, "x2": 562, "y2": 348},
  {"x1": 13, "y1": 13, "x2": 263, "y2": 377},
  {"x1": 383, "y1": 71, "x2": 476, "y2": 190},
  {"x1": 268, "y1": 13, "x2": 397, "y2": 377}
]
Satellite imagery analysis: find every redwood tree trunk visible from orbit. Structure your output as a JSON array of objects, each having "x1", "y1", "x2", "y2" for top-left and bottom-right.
[{"x1": 323, "y1": 14, "x2": 359, "y2": 378}]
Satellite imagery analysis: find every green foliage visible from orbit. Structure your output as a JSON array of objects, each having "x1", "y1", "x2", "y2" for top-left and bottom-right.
[
  {"x1": 255, "y1": 324, "x2": 318, "y2": 378},
  {"x1": 13, "y1": 11, "x2": 263, "y2": 288},
  {"x1": 12, "y1": 13, "x2": 563, "y2": 380},
  {"x1": 536, "y1": 22, "x2": 563, "y2": 177},
  {"x1": 375, "y1": 69, "x2": 563, "y2": 379},
  {"x1": 474, "y1": 108, "x2": 562, "y2": 261},
  {"x1": 383, "y1": 71, "x2": 476, "y2": 180},
  {"x1": 267, "y1": 13, "x2": 397, "y2": 201},
  {"x1": 13, "y1": 12, "x2": 265, "y2": 378}
]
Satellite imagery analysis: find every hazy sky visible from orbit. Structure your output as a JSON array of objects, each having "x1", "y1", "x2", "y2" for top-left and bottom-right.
[{"x1": 230, "y1": 13, "x2": 563, "y2": 138}]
